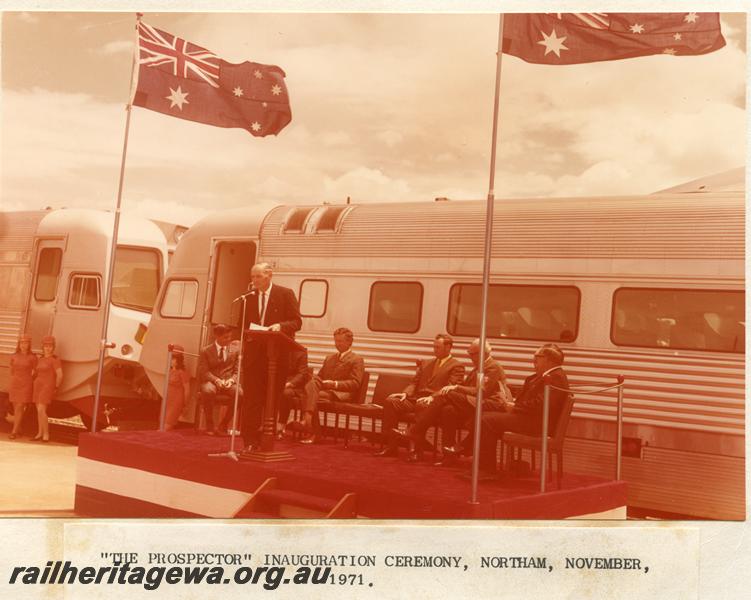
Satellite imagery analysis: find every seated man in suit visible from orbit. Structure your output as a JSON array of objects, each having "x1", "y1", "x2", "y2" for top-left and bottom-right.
[
  {"x1": 312, "y1": 327, "x2": 365, "y2": 404},
  {"x1": 476, "y1": 343, "x2": 569, "y2": 478},
  {"x1": 375, "y1": 333, "x2": 464, "y2": 457},
  {"x1": 394, "y1": 338, "x2": 511, "y2": 463},
  {"x1": 276, "y1": 347, "x2": 317, "y2": 443},
  {"x1": 197, "y1": 323, "x2": 241, "y2": 435}
]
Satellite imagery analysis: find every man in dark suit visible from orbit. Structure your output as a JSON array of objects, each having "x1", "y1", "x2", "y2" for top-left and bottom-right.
[
  {"x1": 476, "y1": 344, "x2": 569, "y2": 477},
  {"x1": 197, "y1": 323, "x2": 241, "y2": 435},
  {"x1": 313, "y1": 327, "x2": 365, "y2": 402},
  {"x1": 276, "y1": 348, "x2": 316, "y2": 442},
  {"x1": 240, "y1": 262, "x2": 302, "y2": 450},
  {"x1": 375, "y1": 333, "x2": 464, "y2": 457},
  {"x1": 395, "y1": 338, "x2": 511, "y2": 462},
  {"x1": 311, "y1": 328, "x2": 365, "y2": 403}
]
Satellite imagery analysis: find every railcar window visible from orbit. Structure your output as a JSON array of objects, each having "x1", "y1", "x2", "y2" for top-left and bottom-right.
[
  {"x1": 160, "y1": 279, "x2": 198, "y2": 319},
  {"x1": 68, "y1": 274, "x2": 101, "y2": 309},
  {"x1": 299, "y1": 279, "x2": 328, "y2": 318},
  {"x1": 111, "y1": 247, "x2": 161, "y2": 313},
  {"x1": 612, "y1": 288, "x2": 745, "y2": 353},
  {"x1": 368, "y1": 282, "x2": 423, "y2": 333},
  {"x1": 447, "y1": 284, "x2": 580, "y2": 342},
  {"x1": 34, "y1": 248, "x2": 62, "y2": 301}
]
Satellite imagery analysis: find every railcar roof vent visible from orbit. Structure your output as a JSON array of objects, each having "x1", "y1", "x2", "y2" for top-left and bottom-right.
[
  {"x1": 311, "y1": 205, "x2": 351, "y2": 233},
  {"x1": 282, "y1": 207, "x2": 316, "y2": 233}
]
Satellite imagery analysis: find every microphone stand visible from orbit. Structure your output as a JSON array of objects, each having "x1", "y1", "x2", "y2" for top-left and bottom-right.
[{"x1": 209, "y1": 292, "x2": 251, "y2": 462}]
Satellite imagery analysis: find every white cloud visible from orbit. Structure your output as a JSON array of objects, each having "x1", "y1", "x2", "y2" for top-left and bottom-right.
[
  {"x1": 123, "y1": 199, "x2": 210, "y2": 226},
  {"x1": 323, "y1": 167, "x2": 412, "y2": 203},
  {"x1": 2, "y1": 13, "x2": 745, "y2": 217},
  {"x1": 321, "y1": 131, "x2": 352, "y2": 146},
  {"x1": 553, "y1": 161, "x2": 636, "y2": 197},
  {"x1": 376, "y1": 130, "x2": 404, "y2": 147},
  {"x1": 99, "y1": 40, "x2": 133, "y2": 55}
]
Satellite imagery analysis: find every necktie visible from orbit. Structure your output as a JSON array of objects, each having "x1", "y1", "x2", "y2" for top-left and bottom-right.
[
  {"x1": 432, "y1": 358, "x2": 441, "y2": 378},
  {"x1": 260, "y1": 292, "x2": 266, "y2": 324},
  {"x1": 220, "y1": 347, "x2": 226, "y2": 362}
]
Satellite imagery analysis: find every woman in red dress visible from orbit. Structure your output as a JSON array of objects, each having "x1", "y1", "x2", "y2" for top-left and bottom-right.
[
  {"x1": 165, "y1": 345, "x2": 190, "y2": 430},
  {"x1": 8, "y1": 334, "x2": 37, "y2": 439},
  {"x1": 32, "y1": 335, "x2": 62, "y2": 442}
]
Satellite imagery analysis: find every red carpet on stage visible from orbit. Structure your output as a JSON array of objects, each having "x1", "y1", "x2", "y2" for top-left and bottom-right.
[{"x1": 75, "y1": 430, "x2": 627, "y2": 519}]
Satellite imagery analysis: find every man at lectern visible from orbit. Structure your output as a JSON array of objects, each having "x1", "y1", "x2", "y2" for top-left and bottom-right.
[{"x1": 239, "y1": 262, "x2": 302, "y2": 452}]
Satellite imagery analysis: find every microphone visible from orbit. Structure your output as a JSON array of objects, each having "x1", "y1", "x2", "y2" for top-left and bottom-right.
[{"x1": 232, "y1": 286, "x2": 256, "y2": 303}]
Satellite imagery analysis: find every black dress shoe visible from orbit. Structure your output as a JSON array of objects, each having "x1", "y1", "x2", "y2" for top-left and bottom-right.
[
  {"x1": 374, "y1": 447, "x2": 398, "y2": 458},
  {"x1": 390, "y1": 428, "x2": 408, "y2": 441},
  {"x1": 406, "y1": 451, "x2": 421, "y2": 463},
  {"x1": 442, "y1": 445, "x2": 464, "y2": 458},
  {"x1": 434, "y1": 453, "x2": 459, "y2": 467}
]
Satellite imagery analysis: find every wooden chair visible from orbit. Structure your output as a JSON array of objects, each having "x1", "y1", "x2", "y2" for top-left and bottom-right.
[
  {"x1": 501, "y1": 393, "x2": 575, "y2": 489},
  {"x1": 195, "y1": 389, "x2": 236, "y2": 434},
  {"x1": 354, "y1": 372, "x2": 414, "y2": 446},
  {"x1": 316, "y1": 372, "x2": 371, "y2": 446}
]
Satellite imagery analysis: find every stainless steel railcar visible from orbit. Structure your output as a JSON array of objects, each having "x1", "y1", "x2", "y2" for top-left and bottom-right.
[
  {"x1": 140, "y1": 184, "x2": 744, "y2": 519},
  {"x1": 0, "y1": 209, "x2": 170, "y2": 423}
]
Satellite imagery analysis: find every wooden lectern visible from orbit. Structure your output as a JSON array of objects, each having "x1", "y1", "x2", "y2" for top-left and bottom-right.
[{"x1": 240, "y1": 329, "x2": 304, "y2": 463}]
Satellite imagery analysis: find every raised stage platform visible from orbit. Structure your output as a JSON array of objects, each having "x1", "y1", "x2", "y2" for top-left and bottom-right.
[{"x1": 75, "y1": 430, "x2": 627, "y2": 519}]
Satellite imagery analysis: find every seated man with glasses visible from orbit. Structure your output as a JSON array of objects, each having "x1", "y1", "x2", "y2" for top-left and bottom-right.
[
  {"x1": 393, "y1": 338, "x2": 511, "y2": 463},
  {"x1": 475, "y1": 343, "x2": 569, "y2": 478}
]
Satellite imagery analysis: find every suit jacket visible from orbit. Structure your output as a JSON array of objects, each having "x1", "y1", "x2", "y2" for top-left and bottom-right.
[
  {"x1": 241, "y1": 284, "x2": 302, "y2": 338},
  {"x1": 318, "y1": 350, "x2": 365, "y2": 401},
  {"x1": 240, "y1": 284, "x2": 303, "y2": 375},
  {"x1": 197, "y1": 343, "x2": 238, "y2": 386},
  {"x1": 286, "y1": 348, "x2": 311, "y2": 390},
  {"x1": 456, "y1": 357, "x2": 510, "y2": 404},
  {"x1": 404, "y1": 356, "x2": 464, "y2": 399},
  {"x1": 513, "y1": 367, "x2": 570, "y2": 432}
]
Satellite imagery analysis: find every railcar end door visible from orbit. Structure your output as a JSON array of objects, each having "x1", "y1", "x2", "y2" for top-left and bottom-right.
[
  {"x1": 27, "y1": 238, "x2": 66, "y2": 350},
  {"x1": 203, "y1": 239, "x2": 257, "y2": 346}
]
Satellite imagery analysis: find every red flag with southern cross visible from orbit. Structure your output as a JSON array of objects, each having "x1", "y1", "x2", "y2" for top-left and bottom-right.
[
  {"x1": 503, "y1": 13, "x2": 726, "y2": 65},
  {"x1": 133, "y1": 21, "x2": 291, "y2": 137}
]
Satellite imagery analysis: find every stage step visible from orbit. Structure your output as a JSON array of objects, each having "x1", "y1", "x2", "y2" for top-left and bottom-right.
[
  {"x1": 257, "y1": 489, "x2": 339, "y2": 515},
  {"x1": 236, "y1": 477, "x2": 357, "y2": 519}
]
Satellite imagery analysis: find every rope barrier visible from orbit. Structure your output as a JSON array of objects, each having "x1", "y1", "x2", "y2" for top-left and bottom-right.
[{"x1": 538, "y1": 374, "x2": 625, "y2": 492}]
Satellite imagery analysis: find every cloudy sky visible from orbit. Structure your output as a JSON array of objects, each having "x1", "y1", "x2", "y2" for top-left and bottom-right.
[{"x1": 1, "y1": 10, "x2": 746, "y2": 225}]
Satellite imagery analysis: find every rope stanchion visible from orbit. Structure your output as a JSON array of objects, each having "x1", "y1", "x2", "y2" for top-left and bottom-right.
[
  {"x1": 536, "y1": 375, "x2": 626, "y2": 492},
  {"x1": 540, "y1": 378, "x2": 551, "y2": 492},
  {"x1": 159, "y1": 346, "x2": 174, "y2": 432}
]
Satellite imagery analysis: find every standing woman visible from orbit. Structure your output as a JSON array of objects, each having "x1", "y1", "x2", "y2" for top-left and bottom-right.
[
  {"x1": 164, "y1": 345, "x2": 190, "y2": 431},
  {"x1": 32, "y1": 335, "x2": 62, "y2": 442},
  {"x1": 8, "y1": 334, "x2": 37, "y2": 439}
]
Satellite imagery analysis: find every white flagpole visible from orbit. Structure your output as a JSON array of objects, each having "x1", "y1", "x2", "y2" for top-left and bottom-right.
[
  {"x1": 91, "y1": 14, "x2": 142, "y2": 432},
  {"x1": 470, "y1": 13, "x2": 505, "y2": 504}
]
